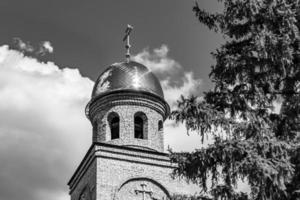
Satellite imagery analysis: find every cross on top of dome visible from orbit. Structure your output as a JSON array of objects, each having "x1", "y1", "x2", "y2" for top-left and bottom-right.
[
  {"x1": 85, "y1": 26, "x2": 170, "y2": 124},
  {"x1": 122, "y1": 24, "x2": 133, "y2": 63}
]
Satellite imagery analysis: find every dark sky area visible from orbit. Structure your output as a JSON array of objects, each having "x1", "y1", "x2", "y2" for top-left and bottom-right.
[{"x1": 0, "y1": 0, "x2": 223, "y2": 90}]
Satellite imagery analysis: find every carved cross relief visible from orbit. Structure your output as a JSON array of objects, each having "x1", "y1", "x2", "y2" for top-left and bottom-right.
[
  {"x1": 135, "y1": 183, "x2": 153, "y2": 200},
  {"x1": 117, "y1": 180, "x2": 168, "y2": 200}
]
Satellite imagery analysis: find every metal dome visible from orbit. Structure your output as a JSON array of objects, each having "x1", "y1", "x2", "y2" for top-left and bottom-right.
[{"x1": 92, "y1": 61, "x2": 164, "y2": 99}]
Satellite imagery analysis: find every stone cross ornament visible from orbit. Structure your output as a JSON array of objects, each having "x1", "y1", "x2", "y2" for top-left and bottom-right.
[{"x1": 135, "y1": 183, "x2": 153, "y2": 200}]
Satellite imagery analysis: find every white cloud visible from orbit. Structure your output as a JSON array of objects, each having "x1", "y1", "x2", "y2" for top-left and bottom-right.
[
  {"x1": 132, "y1": 45, "x2": 203, "y2": 107},
  {"x1": 164, "y1": 119, "x2": 206, "y2": 151},
  {"x1": 13, "y1": 37, "x2": 34, "y2": 53},
  {"x1": 38, "y1": 41, "x2": 54, "y2": 55},
  {"x1": 162, "y1": 72, "x2": 202, "y2": 109},
  {"x1": 133, "y1": 44, "x2": 181, "y2": 75},
  {"x1": 12, "y1": 38, "x2": 54, "y2": 56},
  {"x1": 0, "y1": 45, "x2": 93, "y2": 200}
]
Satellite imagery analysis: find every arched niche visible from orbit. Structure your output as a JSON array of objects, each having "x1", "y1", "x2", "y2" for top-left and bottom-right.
[
  {"x1": 134, "y1": 112, "x2": 148, "y2": 139},
  {"x1": 114, "y1": 177, "x2": 171, "y2": 200},
  {"x1": 107, "y1": 112, "x2": 120, "y2": 140}
]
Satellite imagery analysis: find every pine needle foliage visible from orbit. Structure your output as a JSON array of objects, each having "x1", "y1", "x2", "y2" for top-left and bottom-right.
[{"x1": 170, "y1": 1, "x2": 300, "y2": 199}]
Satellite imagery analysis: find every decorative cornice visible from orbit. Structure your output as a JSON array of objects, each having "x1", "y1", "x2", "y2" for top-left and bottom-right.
[
  {"x1": 86, "y1": 90, "x2": 170, "y2": 122},
  {"x1": 67, "y1": 142, "x2": 174, "y2": 192}
]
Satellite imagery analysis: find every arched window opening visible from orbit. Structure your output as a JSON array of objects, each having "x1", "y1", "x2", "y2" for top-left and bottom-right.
[
  {"x1": 158, "y1": 120, "x2": 163, "y2": 131},
  {"x1": 134, "y1": 116, "x2": 143, "y2": 139},
  {"x1": 108, "y1": 112, "x2": 120, "y2": 140},
  {"x1": 111, "y1": 117, "x2": 119, "y2": 139},
  {"x1": 134, "y1": 112, "x2": 148, "y2": 139}
]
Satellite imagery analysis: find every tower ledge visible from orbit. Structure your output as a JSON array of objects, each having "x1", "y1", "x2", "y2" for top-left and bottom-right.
[{"x1": 68, "y1": 142, "x2": 174, "y2": 193}]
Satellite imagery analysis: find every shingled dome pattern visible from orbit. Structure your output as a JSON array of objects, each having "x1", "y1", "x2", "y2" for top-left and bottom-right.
[{"x1": 92, "y1": 61, "x2": 164, "y2": 99}]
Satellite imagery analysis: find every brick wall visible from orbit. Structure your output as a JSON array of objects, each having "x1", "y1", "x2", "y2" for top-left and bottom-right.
[
  {"x1": 90, "y1": 92, "x2": 167, "y2": 152},
  {"x1": 69, "y1": 144, "x2": 199, "y2": 200},
  {"x1": 94, "y1": 104, "x2": 164, "y2": 152},
  {"x1": 95, "y1": 144, "x2": 199, "y2": 200}
]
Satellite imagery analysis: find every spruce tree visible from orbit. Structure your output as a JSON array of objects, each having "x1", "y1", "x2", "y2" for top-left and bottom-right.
[{"x1": 170, "y1": 1, "x2": 300, "y2": 199}]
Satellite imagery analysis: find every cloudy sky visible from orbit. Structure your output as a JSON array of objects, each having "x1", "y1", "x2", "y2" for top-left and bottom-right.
[{"x1": 0, "y1": 1, "x2": 224, "y2": 200}]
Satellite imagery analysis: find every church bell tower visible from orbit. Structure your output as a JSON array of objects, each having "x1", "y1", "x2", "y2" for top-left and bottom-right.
[
  {"x1": 68, "y1": 26, "x2": 197, "y2": 200},
  {"x1": 87, "y1": 60, "x2": 169, "y2": 152}
]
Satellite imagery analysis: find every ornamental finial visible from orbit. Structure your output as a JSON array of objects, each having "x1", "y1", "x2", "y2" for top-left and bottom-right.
[{"x1": 122, "y1": 24, "x2": 133, "y2": 63}]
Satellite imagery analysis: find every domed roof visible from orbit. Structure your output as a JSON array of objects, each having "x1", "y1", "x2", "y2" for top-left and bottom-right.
[{"x1": 92, "y1": 61, "x2": 164, "y2": 99}]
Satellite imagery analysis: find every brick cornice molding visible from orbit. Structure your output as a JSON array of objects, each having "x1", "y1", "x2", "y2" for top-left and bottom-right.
[{"x1": 87, "y1": 90, "x2": 170, "y2": 123}]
